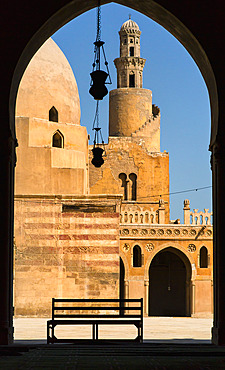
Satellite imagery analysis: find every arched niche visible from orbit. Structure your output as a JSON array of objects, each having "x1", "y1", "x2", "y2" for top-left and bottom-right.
[
  {"x1": 119, "y1": 173, "x2": 128, "y2": 200},
  {"x1": 52, "y1": 130, "x2": 64, "y2": 148},
  {"x1": 49, "y1": 106, "x2": 58, "y2": 122},
  {"x1": 200, "y1": 246, "x2": 208, "y2": 268},
  {"x1": 129, "y1": 173, "x2": 137, "y2": 201},
  {"x1": 133, "y1": 245, "x2": 142, "y2": 267}
]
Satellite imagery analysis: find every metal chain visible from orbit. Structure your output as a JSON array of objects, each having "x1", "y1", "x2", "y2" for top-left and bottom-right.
[{"x1": 96, "y1": 0, "x2": 101, "y2": 42}]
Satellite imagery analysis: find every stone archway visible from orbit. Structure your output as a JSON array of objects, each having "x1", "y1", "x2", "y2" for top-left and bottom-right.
[
  {"x1": 149, "y1": 247, "x2": 192, "y2": 317},
  {"x1": 2, "y1": 0, "x2": 224, "y2": 345}
]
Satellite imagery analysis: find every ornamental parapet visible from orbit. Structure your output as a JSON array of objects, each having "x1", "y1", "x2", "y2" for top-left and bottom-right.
[{"x1": 120, "y1": 224, "x2": 213, "y2": 239}]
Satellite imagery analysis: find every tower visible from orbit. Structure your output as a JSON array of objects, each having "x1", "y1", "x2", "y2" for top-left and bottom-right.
[
  {"x1": 109, "y1": 18, "x2": 160, "y2": 154},
  {"x1": 90, "y1": 18, "x2": 169, "y2": 218},
  {"x1": 114, "y1": 17, "x2": 145, "y2": 88}
]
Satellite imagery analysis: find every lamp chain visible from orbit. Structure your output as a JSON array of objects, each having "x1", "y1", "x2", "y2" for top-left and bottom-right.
[{"x1": 96, "y1": 0, "x2": 101, "y2": 42}]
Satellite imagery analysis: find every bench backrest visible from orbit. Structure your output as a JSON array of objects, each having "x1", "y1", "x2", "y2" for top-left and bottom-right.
[{"x1": 52, "y1": 298, "x2": 143, "y2": 320}]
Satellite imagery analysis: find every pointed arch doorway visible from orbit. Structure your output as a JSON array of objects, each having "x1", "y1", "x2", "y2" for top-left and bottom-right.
[{"x1": 149, "y1": 247, "x2": 192, "y2": 317}]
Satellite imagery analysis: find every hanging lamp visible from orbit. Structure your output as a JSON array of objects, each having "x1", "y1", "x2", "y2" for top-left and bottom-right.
[
  {"x1": 89, "y1": 0, "x2": 112, "y2": 100},
  {"x1": 90, "y1": 1, "x2": 111, "y2": 167},
  {"x1": 91, "y1": 101, "x2": 106, "y2": 168}
]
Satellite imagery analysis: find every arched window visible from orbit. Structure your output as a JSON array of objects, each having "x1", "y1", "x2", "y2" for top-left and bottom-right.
[
  {"x1": 49, "y1": 106, "x2": 58, "y2": 122},
  {"x1": 129, "y1": 173, "x2": 137, "y2": 200},
  {"x1": 129, "y1": 74, "x2": 135, "y2": 87},
  {"x1": 52, "y1": 130, "x2": 64, "y2": 148},
  {"x1": 119, "y1": 173, "x2": 128, "y2": 200},
  {"x1": 129, "y1": 46, "x2": 134, "y2": 56},
  {"x1": 133, "y1": 245, "x2": 142, "y2": 267},
  {"x1": 200, "y1": 246, "x2": 208, "y2": 268}
]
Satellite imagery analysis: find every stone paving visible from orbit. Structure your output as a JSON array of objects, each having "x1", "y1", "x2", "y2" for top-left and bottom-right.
[
  {"x1": 14, "y1": 317, "x2": 213, "y2": 343},
  {"x1": 1, "y1": 318, "x2": 225, "y2": 369}
]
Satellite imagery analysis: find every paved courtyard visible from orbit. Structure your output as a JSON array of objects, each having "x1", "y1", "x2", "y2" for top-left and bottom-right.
[
  {"x1": 1, "y1": 318, "x2": 225, "y2": 369},
  {"x1": 14, "y1": 317, "x2": 213, "y2": 343}
]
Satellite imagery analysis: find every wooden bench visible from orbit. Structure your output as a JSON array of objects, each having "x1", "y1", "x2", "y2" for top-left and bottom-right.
[{"x1": 47, "y1": 298, "x2": 143, "y2": 343}]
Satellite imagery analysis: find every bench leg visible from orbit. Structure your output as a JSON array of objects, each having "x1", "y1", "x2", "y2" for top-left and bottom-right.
[
  {"x1": 92, "y1": 324, "x2": 95, "y2": 340},
  {"x1": 138, "y1": 324, "x2": 141, "y2": 341},
  {"x1": 47, "y1": 322, "x2": 50, "y2": 344},
  {"x1": 96, "y1": 324, "x2": 98, "y2": 340}
]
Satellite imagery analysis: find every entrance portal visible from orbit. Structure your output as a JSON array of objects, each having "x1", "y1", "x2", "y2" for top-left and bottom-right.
[{"x1": 149, "y1": 248, "x2": 191, "y2": 317}]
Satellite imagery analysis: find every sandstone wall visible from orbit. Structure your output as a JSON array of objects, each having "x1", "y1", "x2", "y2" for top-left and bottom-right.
[
  {"x1": 14, "y1": 195, "x2": 121, "y2": 317},
  {"x1": 15, "y1": 117, "x2": 88, "y2": 195},
  {"x1": 89, "y1": 137, "x2": 170, "y2": 222}
]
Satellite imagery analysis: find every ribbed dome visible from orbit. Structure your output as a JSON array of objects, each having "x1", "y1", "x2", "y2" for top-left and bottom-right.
[
  {"x1": 120, "y1": 19, "x2": 140, "y2": 32},
  {"x1": 16, "y1": 38, "x2": 80, "y2": 125}
]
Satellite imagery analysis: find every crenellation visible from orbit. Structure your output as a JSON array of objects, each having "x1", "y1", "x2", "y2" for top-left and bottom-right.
[{"x1": 183, "y1": 200, "x2": 212, "y2": 226}]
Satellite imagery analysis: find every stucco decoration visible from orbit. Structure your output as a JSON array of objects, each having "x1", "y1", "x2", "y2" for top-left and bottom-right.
[
  {"x1": 146, "y1": 243, "x2": 154, "y2": 252},
  {"x1": 188, "y1": 244, "x2": 196, "y2": 252},
  {"x1": 123, "y1": 243, "x2": 130, "y2": 251},
  {"x1": 16, "y1": 38, "x2": 80, "y2": 125}
]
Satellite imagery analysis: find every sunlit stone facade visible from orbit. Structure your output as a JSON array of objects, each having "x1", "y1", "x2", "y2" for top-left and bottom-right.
[{"x1": 14, "y1": 21, "x2": 213, "y2": 318}]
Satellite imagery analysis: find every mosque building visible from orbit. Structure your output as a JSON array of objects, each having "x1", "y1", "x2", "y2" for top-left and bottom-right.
[{"x1": 14, "y1": 19, "x2": 213, "y2": 318}]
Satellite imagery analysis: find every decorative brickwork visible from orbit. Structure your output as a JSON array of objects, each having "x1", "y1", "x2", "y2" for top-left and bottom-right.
[{"x1": 14, "y1": 196, "x2": 121, "y2": 316}]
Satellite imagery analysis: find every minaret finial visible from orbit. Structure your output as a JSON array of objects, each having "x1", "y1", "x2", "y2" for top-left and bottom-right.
[{"x1": 129, "y1": 14, "x2": 131, "y2": 20}]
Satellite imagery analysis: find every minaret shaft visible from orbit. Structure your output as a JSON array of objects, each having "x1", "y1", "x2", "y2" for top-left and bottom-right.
[{"x1": 114, "y1": 23, "x2": 146, "y2": 88}]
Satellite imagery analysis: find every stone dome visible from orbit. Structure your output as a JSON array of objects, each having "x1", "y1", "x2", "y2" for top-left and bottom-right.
[
  {"x1": 120, "y1": 19, "x2": 140, "y2": 32},
  {"x1": 16, "y1": 38, "x2": 80, "y2": 125}
]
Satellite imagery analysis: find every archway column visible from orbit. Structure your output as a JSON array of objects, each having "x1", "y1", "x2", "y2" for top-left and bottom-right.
[
  {"x1": 191, "y1": 280, "x2": 195, "y2": 316},
  {"x1": 211, "y1": 142, "x2": 225, "y2": 345},
  {"x1": 124, "y1": 280, "x2": 129, "y2": 296},
  {"x1": 0, "y1": 130, "x2": 16, "y2": 344},
  {"x1": 144, "y1": 280, "x2": 149, "y2": 316}
]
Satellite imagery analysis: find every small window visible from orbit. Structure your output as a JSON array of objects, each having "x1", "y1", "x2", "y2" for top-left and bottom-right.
[
  {"x1": 129, "y1": 173, "x2": 137, "y2": 200},
  {"x1": 119, "y1": 173, "x2": 128, "y2": 200},
  {"x1": 133, "y1": 245, "x2": 142, "y2": 267},
  {"x1": 49, "y1": 106, "x2": 58, "y2": 122},
  {"x1": 52, "y1": 130, "x2": 64, "y2": 148},
  {"x1": 124, "y1": 38, "x2": 127, "y2": 44},
  {"x1": 129, "y1": 74, "x2": 135, "y2": 88},
  {"x1": 130, "y1": 38, "x2": 133, "y2": 43},
  {"x1": 129, "y1": 47, "x2": 134, "y2": 56},
  {"x1": 200, "y1": 246, "x2": 208, "y2": 268}
]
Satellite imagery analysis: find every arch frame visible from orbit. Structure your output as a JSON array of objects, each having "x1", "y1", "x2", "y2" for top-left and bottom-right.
[
  {"x1": 9, "y1": 0, "x2": 218, "y2": 146},
  {"x1": 147, "y1": 245, "x2": 193, "y2": 317},
  {"x1": 144, "y1": 242, "x2": 196, "y2": 281},
  {"x1": 1, "y1": 0, "x2": 222, "y2": 345}
]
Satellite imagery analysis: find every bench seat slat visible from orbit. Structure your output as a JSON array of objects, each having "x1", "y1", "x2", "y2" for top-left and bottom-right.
[
  {"x1": 48, "y1": 319, "x2": 141, "y2": 324},
  {"x1": 54, "y1": 306, "x2": 141, "y2": 311},
  {"x1": 53, "y1": 298, "x2": 142, "y2": 303},
  {"x1": 53, "y1": 314, "x2": 141, "y2": 319}
]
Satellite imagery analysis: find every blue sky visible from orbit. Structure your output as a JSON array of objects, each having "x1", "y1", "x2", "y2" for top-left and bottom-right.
[{"x1": 52, "y1": 3, "x2": 212, "y2": 221}]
